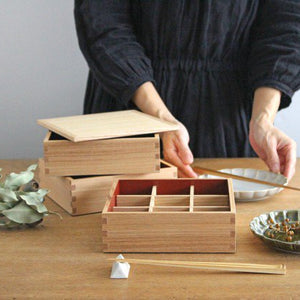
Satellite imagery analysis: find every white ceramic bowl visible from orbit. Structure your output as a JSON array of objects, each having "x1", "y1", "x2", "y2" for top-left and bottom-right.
[{"x1": 200, "y1": 168, "x2": 287, "y2": 202}]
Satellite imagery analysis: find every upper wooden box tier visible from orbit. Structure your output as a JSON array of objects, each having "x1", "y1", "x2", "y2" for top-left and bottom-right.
[
  {"x1": 102, "y1": 179, "x2": 236, "y2": 253},
  {"x1": 37, "y1": 110, "x2": 179, "y2": 176}
]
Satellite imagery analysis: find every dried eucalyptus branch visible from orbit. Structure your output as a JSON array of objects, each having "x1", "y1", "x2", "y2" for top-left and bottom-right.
[{"x1": 0, "y1": 164, "x2": 57, "y2": 228}]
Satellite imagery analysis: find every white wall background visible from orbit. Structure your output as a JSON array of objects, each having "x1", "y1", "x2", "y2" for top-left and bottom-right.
[
  {"x1": 0, "y1": 0, "x2": 299, "y2": 159},
  {"x1": 0, "y1": 0, "x2": 87, "y2": 159}
]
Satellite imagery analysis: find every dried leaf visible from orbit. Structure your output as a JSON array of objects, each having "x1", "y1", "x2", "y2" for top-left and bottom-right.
[
  {"x1": 19, "y1": 191, "x2": 48, "y2": 214},
  {"x1": 4, "y1": 164, "x2": 37, "y2": 190},
  {"x1": 26, "y1": 165, "x2": 37, "y2": 172},
  {"x1": 35, "y1": 189, "x2": 48, "y2": 201},
  {"x1": 2, "y1": 201, "x2": 43, "y2": 224},
  {"x1": 0, "y1": 202, "x2": 11, "y2": 211},
  {"x1": 18, "y1": 188, "x2": 48, "y2": 201},
  {"x1": 0, "y1": 188, "x2": 18, "y2": 203},
  {"x1": 0, "y1": 165, "x2": 51, "y2": 228},
  {"x1": 0, "y1": 218, "x2": 20, "y2": 228}
]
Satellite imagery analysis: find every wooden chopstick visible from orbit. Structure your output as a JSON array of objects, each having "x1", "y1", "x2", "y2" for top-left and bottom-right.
[
  {"x1": 193, "y1": 166, "x2": 300, "y2": 192},
  {"x1": 108, "y1": 258, "x2": 286, "y2": 275}
]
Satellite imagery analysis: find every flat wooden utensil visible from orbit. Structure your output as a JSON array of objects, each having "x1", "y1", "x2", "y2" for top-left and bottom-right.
[
  {"x1": 193, "y1": 166, "x2": 300, "y2": 192},
  {"x1": 108, "y1": 258, "x2": 286, "y2": 275}
]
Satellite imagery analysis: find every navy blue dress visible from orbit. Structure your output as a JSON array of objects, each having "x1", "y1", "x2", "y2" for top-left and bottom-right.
[{"x1": 74, "y1": 0, "x2": 300, "y2": 158}]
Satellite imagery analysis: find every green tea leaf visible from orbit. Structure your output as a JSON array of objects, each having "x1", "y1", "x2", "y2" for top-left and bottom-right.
[{"x1": 2, "y1": 201, "x2": 43, "y2": 224}]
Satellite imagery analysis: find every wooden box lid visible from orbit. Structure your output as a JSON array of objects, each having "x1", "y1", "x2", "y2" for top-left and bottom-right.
[{"x1": 37, "y1": 110, "x2": 179, "y2": 142}]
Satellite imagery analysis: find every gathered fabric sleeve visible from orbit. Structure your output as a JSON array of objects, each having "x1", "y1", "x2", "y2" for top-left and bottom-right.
[
  {"x1": 248, "y1": 0, "x2": 300, "y2": 109},
  {"x1": 74, "y1": 0, "x2": 154, "y2": 105}
]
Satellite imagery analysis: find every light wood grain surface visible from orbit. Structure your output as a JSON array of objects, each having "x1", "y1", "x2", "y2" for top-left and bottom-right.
[
  {"x1": 1, "y1": 158, "x2": 300, "y2": 299},
  {"x1": 37, "y1": 110, "x2": 179, "y2": 142}
]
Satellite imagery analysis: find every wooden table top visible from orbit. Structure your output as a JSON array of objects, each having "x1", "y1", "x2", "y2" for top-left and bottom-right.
[{"x1": 1, "y1": 158, "x2": 300, "y2": 299}]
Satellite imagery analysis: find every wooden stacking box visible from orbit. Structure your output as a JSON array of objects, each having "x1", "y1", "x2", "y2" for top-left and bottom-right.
[
  {"x1": 102, "y1": 179, "x2": 236, "y2": 253},
  {"x1": 37, "y1": 159, "x2": 177, "y2": 216},
  {"x1": 38, "y1": 110, "x2": 179, "y2": 176},
  {"x1": 42, "y1": 131, "x2": 160, "y2": 176}
]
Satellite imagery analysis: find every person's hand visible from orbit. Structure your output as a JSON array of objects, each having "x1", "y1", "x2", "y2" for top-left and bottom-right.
[
  {"x1": 249, "y1": 118, "x2": 296, "y2": 181},
  {"x1": 160, "y1": 121, "x2": 198, "y2": 178},
  {"x1": 132, "y1": 82, "x2": 197, "y2": 178}
]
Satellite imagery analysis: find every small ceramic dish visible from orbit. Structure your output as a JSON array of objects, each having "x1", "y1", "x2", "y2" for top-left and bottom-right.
[
  {"x1": 250, "y1": 210, "x2": 300, "y2": 254},
  {"x1": 200, "y1": 168, "x2": 287, "y2": 201}
]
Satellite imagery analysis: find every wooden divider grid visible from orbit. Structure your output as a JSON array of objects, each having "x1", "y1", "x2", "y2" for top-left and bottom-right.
[
  {"x1": 109, "y1": 184, "x2": 230, "y2": 213},
  {"x1": 189, "y1": 185, "x2": 194, "y2": 212},
  {"x1": 102, "y1": 179, "x2": 236, "y2": 253},
  {"x1": 149, "y1": 186, "x2": 157, "y2": 212}
]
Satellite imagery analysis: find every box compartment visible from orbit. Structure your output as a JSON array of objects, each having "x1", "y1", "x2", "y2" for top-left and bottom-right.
[{"x1": 102, "y1": 179, "x2": 236, "y2": 253}]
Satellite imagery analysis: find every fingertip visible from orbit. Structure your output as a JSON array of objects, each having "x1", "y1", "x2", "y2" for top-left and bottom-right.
[
  {"x1": 284, "y1": 166, "x2": 295, "y2": 181},
  {"x1": 271, "y1": 164, "x2": 280, "y2": 174},
  {"x1": 178, "y1": 148, "x2": 194, "y2": 165},
  {"x1": 267, "y1": 156, "x2": 280, "y2": 174},
  {"x1": 178, "y1": 170, "x2": 188, "y2": 178},
  {"x1": 163, "y1": 144, "x2": 195, "y2": 177},
  {"x1": 263, "y1": 140, "x2": 280, "y2": 173},
  {"x1": 182, "y1": 165, "x2": 198, "y2": 178},
  {"x1": 284, "y1": 147, "x2": 297, "y2": 181}
]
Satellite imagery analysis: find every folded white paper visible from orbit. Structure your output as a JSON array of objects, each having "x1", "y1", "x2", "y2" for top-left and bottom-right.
[{"x1": 110, "y1": 254, "x2": 130, "y2": 279}]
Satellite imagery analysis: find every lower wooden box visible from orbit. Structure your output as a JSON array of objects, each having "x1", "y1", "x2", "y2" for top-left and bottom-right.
[
  {"x1": 37, "y1": 159, "x2": 177, "y2": 216},
  {"x1": 102, "y1": 179, "x2": 236, "y2": 253}
]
